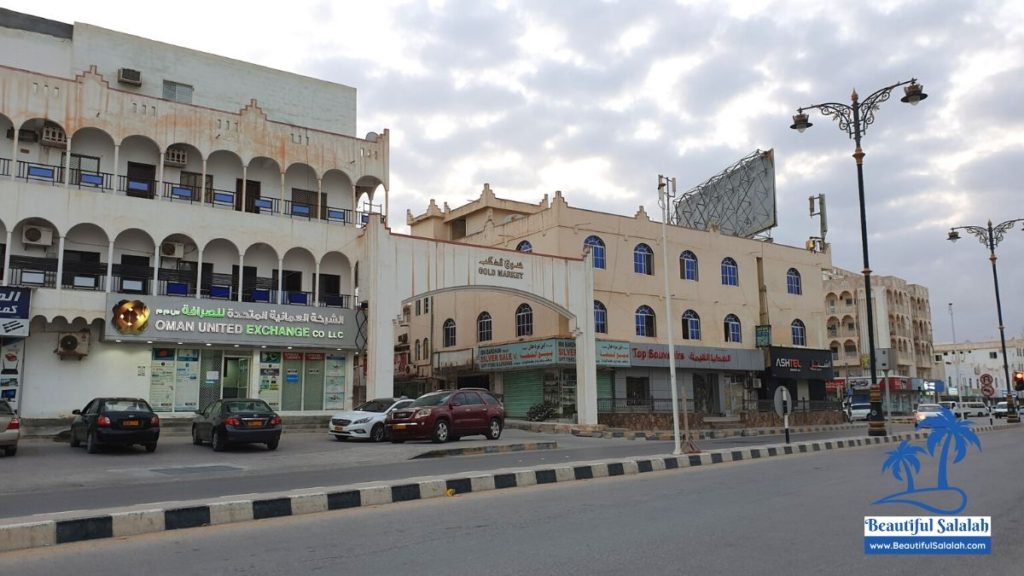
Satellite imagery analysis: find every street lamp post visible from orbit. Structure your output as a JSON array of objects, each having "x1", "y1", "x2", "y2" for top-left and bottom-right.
[
  {"x1": 949, "y1": 303, "x2": 963, "y2": 420},
  {"x1": 790, "y1": 78, "x2": 927, "y2": 437},
  {"x1": 658, "y1": 175, "x2": 699, "y2": 455},
  {"x1": 947, "y1": 218, "x2": 1024, "y2": 423}
]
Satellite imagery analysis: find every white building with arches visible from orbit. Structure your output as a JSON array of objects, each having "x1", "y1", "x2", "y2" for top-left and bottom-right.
[{"x1": 0, "y1": 10, "x2": 388, "y2": 418}]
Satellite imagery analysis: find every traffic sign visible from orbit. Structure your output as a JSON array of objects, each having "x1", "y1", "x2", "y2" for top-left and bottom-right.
[
  {"x1": 773, "y1": 386, "x2": 792, "y2": 418},
  {"x1": 981, "y1": 384, "x2": 996, "y2": 398},
  {"x1": 979, "y1": 373, "x2": 994, "y2": 386}
]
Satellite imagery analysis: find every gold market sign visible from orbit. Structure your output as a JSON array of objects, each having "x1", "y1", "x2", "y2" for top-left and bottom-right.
[{"x1": 477, "y1": 255, "x2": 525, "y2": 280}]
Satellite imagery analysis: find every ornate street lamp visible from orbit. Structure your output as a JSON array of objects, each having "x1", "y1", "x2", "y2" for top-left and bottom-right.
[
  {"x1": 790, "y1": 79, "x2": 927, "y2": 437},
  {"x1": 947, "y1": 219, "x2": 1024, "y2": 423}
]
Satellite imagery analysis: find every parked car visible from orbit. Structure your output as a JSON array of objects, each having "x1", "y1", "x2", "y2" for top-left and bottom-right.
[
  {"x1": 914, "y1": 403, "x2": 943, "y2": 428},
  {"x1": 192, "y1": 398, "x2": 282, "y2": 451},
  {"x1": 329, "y1": 397, "x2": 414, "y2": 442},
  {"x1": 387, "y1": 388, "x2": 504, "y2": 443},
  {"x1": 847, "y1": 402, "x2": 871, "y2": 421},
  {"x1": 992, "y1": 402, "x2": 1009, "y2": 418},
  {"x1": 959, "y1": 401, "x2": 989, "y2": 418},
  {"x1": 0, "y1": 400, "x2": 20, "y2": 457},
  {"x1": 70, "y1": 398, "x2": 160, "y2": 453}
]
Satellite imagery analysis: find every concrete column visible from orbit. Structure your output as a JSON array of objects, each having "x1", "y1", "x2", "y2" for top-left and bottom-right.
[
  {"x1": 237, "y1": 252, "x2": 244, "y2": 303},
  {"x1": 200, "y1": 157, "x2": 208, "y2": 202},
  {"x1": 240, "y1": 165, "x2": 248, "y2": 211},
  {"x1": 384, "y1": 185, "x2": 389, "y2": 226},
  {"x1": 314, "y1": 260, "x2": 321, "y2": 304},
  {"x1": 573, "y1": 252, "x2": 598, "y2": 425},
  {"x1": 2, "y1": 230, "x2": 11, "y2": 285},
  {"x1": 9, "y1": 131, "x2": 17, "y2": 181},
  {"x1": 156, "y1": 151, "x2": 164, "y2": 199},
  {"x1": 365, "y1": 218, "x2": 396, "y2": 401},
  {"x1": 280, "y1": 171, "x2": 286, "y2": 207},
  {"x1": 112, "y1": 144, "x2": 119, "y2": 192},
  {"x1": 195, "y1": 248, "x2": 203, "y2": 299},
  {"x1": 63, "y1": 137, "x2": 72, "y2": 188},
  {"x1": 317, "y1": 178, "x2": 323, "y2": 219},
  {"x1": 277, "y1": 258, "x2": 284, "y2": 304},
  {"x1": 152, "y1": 250, "x2": 161, "y2": 296},
  {"x1": 55, "y1": 236, "x2": 65, "y2": 291},
  {"x1": 105, "y1": 240, "x2": 114, "y2": 293}
]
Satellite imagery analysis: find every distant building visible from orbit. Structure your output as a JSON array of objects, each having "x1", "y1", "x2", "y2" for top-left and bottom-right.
[{"x1": 933, "y1": 338, "x2": 1024, "y2": 400}]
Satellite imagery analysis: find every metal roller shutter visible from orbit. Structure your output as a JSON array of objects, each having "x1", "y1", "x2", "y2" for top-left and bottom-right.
[
  {"x1": 597, "y1": 371, "x2": 613, "y2": 401},
  {"x1": 502, "y1": 370, "x2": 545, "y2": 418}
]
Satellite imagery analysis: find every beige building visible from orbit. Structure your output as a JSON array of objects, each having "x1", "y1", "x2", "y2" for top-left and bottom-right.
[
  {"x1": 822, "y1": 268, "x2": 935, "y2": 403},
  {"x1": 397, "y1": 185, "x2": 837, "y2": 419}
]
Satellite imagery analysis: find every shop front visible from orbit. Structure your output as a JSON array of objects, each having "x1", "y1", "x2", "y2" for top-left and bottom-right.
[
  {"x1": 626, "y1": 343, "x2": 763, "y2": 416},
  {"x1": 477, "y1": 339, "x2": 630, "y2": 420},
  {"x1": 105, "y1": 295, "x2": 357, "y2": 413},
  {"x1": 0, "y1": 287, "x2": 31, "y2": 413},
  {"x1": 762, "y1": 346, "x2": 835, "y2": 410}
]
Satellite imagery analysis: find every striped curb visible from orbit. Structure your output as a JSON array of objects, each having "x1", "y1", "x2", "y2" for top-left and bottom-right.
[
  {"x1": 410, "y1": 441, "x2": 558, "y2": 459},
  {"x1": 590, "y1": 423, "x2": 866, "y2": 441},
  {"x1": 0, "y1": 424, "x2": 1001, "y2": 553}
]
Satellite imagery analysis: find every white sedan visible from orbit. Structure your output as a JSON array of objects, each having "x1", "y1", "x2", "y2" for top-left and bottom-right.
[{"x1": 329, "y1": 398, "x2": 414, "y2": 442}]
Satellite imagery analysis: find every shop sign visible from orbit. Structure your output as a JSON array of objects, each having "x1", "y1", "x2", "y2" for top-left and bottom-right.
[
  {"x1": 629, "y1": 343, "x2": 762, "y2": 370},
  {"x1": 477, "y1": 339, "x2": 633, "y2": 370},
  {"x1": 0, "y1": 287, "x2": 31, "y2": 337},
  {"x1": 767, "y1": 346, "x2": 835, "y2": 380},
  {"x1": 104, "y1": 295, "x2": 357, "y2": 349},
  {"x1": 755, "y1": 324, "x2": 771, "y2": 348},
  {"x1": 476, "y1": 254, "x2": 526, "y2": 280}
]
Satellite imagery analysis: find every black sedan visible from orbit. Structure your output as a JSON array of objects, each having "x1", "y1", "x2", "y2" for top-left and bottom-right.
[
  {"x1": 192, "y1": 398, "x2": 282, "y2": 451},
  {"x1": 70, "y1": 398, "x2": 160, "y2": 454}
]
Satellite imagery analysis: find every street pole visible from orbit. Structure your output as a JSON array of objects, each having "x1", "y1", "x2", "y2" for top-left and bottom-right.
[
  {"x1": 949, "y1": 303, "x2": 963, "y2": 420},
  {"x1": 658, "y1": 175, "x2": 683, "y2": 456},
  {"x1": 790, "y1": 79, "x2": 927, "y2": 437}
]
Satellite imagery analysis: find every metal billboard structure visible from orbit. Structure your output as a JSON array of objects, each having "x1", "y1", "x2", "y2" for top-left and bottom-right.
[{"x1": 671, "y1": 149, "x2": 777, "y2": 238}]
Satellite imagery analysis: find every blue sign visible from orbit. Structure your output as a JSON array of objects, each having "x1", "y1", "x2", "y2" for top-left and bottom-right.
[{"x1": 0, "y1": 287, "x2": 31, "y2": 337}]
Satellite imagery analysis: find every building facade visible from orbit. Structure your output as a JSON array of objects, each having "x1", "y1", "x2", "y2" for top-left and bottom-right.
[
  {"x1": 933, "y1": 338, "x2": 1024, "y2": 401},
  {"x1": 0, "y1": 10, "x2": 390, "y2": 418},
  {"x1": 400, "y1": 185, "x2": 836, "y2": 419}
]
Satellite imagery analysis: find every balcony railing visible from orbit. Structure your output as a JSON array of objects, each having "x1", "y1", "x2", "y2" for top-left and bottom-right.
[
  {"x1": 597, "y1": 398, "x2": 696, "y2": 413},
  {"x1": 61, "y1": 261, "x2": 109, "y2": 290},
  {"x1": 0, "y1": 157, "x2": 9, "y2": 177},
  {"x1": 8, "y1": 255, "x2": 59, "y2": 288},
  {"x1": 16, "y1": 161, "x2": 63, "y2": 185}
]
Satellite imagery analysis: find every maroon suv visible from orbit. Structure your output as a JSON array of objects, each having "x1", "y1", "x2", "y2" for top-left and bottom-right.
[{"x1": 388, "y1": 389, "x2": 504, "y2": 443}]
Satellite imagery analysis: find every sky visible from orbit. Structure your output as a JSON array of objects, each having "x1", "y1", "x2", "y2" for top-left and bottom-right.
[{"x1": 6, "y1": 0, "x2": 1023, "y2": 344}]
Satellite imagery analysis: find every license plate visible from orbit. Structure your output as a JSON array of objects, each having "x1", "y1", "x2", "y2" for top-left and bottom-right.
[
  {"x1": 333, "y1": 425, "x2": 344, "y2": 432},
  {"x1": 122, "y1": 420, "x2": 140, "y2": 428},
  {"x1": 393, "y1": 423, "x2": 407, "y2": 429},
  {"x1": 246, "y1": 420, "x2": 263, "y2": 428}
]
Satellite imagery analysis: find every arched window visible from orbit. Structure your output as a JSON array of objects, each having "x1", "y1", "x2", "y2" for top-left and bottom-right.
[
  {"x1": 682, "y1": 309, "x2": 701, "y2": 340},
  {"x1": 585, "y1": 235, "x2": 606, "y2": 269},
  {"x1": 791, "y1": 319, "x2": 806, "y2": 346},
  {"x1": 423, "y1": 337, "x2": 430, "y2": 357},
  {"x1": 724, "y1": 314, "x2": 741, "y2": 343},
  {"x1": 594, "y1": 300, "x2": 608, "y2": 334},
  {"x1": 515, "y1": 303, "x2": 533, "y2": 337},
  {"x1": 516, "y1": 240, "x2": 533, "y2": 253},
  {"x1": 635, "y1": 305, "x2": 656, "y2": 337},
  {"x1": 787, "y1": 268, "x2": 802, "y2": 295},
  {"x1": 477, "y1": 312, "x2": 492, "y2": 342},
  {"x1": 634, "y1": 243, "x2": 654, "y2": 275},
  {"x1": 443, "y1": 319, "x2": 456, "y2": 348},
  {"x1": 415, "y1": 339, "x2": 421, "y2": 361},
  {"x1": 721, "y1": 257, "x2": 738, "y2": 286},
  {"x1": 680, "y1": 250, "x2": 698, "y2": 281}
]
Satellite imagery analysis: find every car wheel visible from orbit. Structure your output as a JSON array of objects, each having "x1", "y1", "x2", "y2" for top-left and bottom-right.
[
  {"x1": 211, "y1": 429, "x2": 227, "y2": 452},
  {"x1": 86, "y1": 431, "x2": 99, "y2": 454},
  {"x1": 266, "y1": 438, "x2": 279, "y2": 451},
  {"x1": 192, "y1": 426, "x2": 203, "y2": 445},
  {"x1": 70, "y1": 430, "x2": 80, "y2": 448},
  {"x1": 432, "y1": 420, "x2": 450, "y2": 443},
  {"x1": 4, "y1": 446, "x2": 16, "y2": 457},
  {"x1": 487, "y1": 418, "x2": 503, "y2": 440},
  {"x1": 370, "y1": 424, "x2": 385, "y2": 443},
  {"x1": 144, "y1": 443, "x2": 158, "y2": 453}
]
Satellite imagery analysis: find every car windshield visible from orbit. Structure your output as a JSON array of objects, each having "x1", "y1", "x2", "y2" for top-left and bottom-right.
[
  {"x1": 851, "y1": 404, "x2": 870, "y2": 410},
  {"x1": 355, "y1": 399, "x2": 394, "y2": 413},
  {"x1": 916, "y1": 405, "x2": 941, "y2": 412},
  {"x1": 996, "y1": 402, "x2": 1007, "y2": 408},
  {"x1": 412, "y1": 393, "x2": 451, "y2": 407},
  {"x1": 0, "y1": 401, "x2": 12, "y2": 415},
  {"x1": 103, "y1": 400, "x2": 151, "y2": 412},
  {"x1": 225, "y1": 400, "x2": 273, "y2": 413}
]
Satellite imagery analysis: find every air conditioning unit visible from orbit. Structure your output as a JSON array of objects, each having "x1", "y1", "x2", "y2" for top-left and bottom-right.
[
  {"x1": 22, "y1": 226, "x2": 53, "y2": 247},
  {"x1": 397, "y1": 334, "x2": 408, "y2": 345},
  {"x1": 117, "y1": 67, "x2": 142, "y2": 86},
  {"x1": 160, "y1": 242, "x2": 184, "y2": 259},
  {"x1": 164, "y1": 147, "x2": 188, "y2": 167},
  {"x1": 40, "y1": 125, "x2": 67, "y2": 148},
  {"x1": 56, "y1": 331, "x2": 90, "y2": 358}
]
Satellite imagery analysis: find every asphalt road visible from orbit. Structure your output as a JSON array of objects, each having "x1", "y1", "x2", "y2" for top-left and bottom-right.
[
  {"x1": 0, "y1": 423, "x2": 931, "y2": 519},
  {"x1": 2, "y1": 427, "x2": 1019, "y2": 575}
]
